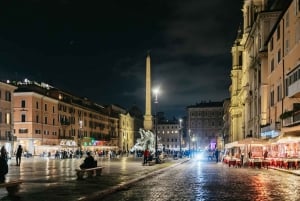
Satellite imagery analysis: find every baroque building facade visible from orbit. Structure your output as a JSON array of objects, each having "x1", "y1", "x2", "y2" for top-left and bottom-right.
[{"x1": 230, "y1": 0, "x2": 300, "y2": 147}]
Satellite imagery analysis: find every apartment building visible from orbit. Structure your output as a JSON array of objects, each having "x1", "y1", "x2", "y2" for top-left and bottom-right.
[
  {"x1": 0, "y1": 81, "x2": 17, "y2": 156},
  {"x1": 11, "y1": 79, "x2": 120, "y2": 155},
  {"x1": 156, "y1": 120, "x2": 181, "y2": 151},
  {"x1": 266, "y1": 0, "x2": 300, "y2": 139},
  {"x1": 187, "y1": 101, "x2": 224, "y2": 151}
]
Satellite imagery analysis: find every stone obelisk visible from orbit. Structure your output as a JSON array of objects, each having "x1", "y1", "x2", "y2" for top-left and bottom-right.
[{"x1": 143, "y1": 53, "x2": 153, "y2": 131}]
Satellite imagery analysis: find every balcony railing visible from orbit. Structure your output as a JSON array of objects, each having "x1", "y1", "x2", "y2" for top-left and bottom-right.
[
  {"x1": 282, "y1": 112, "x2": 300, "y2": 127},
  {"x1": 283, "y1": 117, "x2": 293, "y2": 127},
  {"x1": 288, "y1": 79, "x2": 300, "y2": 98}
]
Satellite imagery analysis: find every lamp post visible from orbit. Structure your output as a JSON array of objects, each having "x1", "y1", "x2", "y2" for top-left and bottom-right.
[
  {"x1": 153, "y1": 87, "x2": 159, "y2": 164},
  {"x1": 79, "y1": 120, "x2": 83, "y2": 150},
  {"x1": 188, "y1": 129, "x2": 191, "y2": 158},
  {"x1": 179, "y1": 119, "x2": 182, "y2": 158},
  {"x1": 192, "y1": 136, "x2": 196, "y2": 158}
]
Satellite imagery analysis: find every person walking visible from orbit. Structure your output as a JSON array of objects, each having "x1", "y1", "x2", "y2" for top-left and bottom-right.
[
  {"x1": 0, "y1": 146, "x2": 8, "y2": 183},
  {"x1": 143, "y1": 149, "x2": 150, "y2": 165},
  {"x1": 16, "y1": 145, "x2": 23, "y2": 166}
]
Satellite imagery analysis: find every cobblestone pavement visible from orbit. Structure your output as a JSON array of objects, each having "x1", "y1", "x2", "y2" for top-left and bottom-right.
[
  {"x1": 1, "y1": 156, "x2": 300, "y2": 201},
  {"x1": 0, "y1": 156, "x2": 185, "y2": 201},
  {"x1": 99, "y1": 159, "x2": 300, "y2": 201}
]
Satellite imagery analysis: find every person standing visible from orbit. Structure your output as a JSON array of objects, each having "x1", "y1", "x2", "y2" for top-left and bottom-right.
[
  {"x1": 0, "y1": 146, "x2": 8, "y2": 183},
  {"x1": 16, "y1": 145, "x2": 23, "y2": 166},
  {"x1": 215, "y1": 148, "x2": 219, "y2": 163},
  {"x1": 143, "y1": 149, "x2": 150, "y2": 165},
  {"x1": 263, "y1": 150, "x2": 268, "y2": 160}
]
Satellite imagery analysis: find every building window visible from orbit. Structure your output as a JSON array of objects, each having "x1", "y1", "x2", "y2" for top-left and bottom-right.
[
  {"x1": 297, "y1": 21, "x2": 300, "y2": 42},
  {"x1": 5, "y1": 113, "x2": 10, "y2": 124},
  {"x1": 238, "y1": 51, "x2": 243, "y2": 66},
  {"x1": 45, "y1": 117, "x2": 48, "y2": 124},
  {"x1": 277, "y1": 49, "x2": 281, "y2": 63},
  {"x1": 270, "y1": 90, "x2": 274, "y2": 106},
  {"x1": 271, "y1": 58, "x2": 274, "y2": 72},
  {"x1": 285, "y1": 39, "x2": 289, "y2": 54},
  {"x1": 270, "y1": 37, "x2": 273, "y2": 51},
  {"x1": 44, "y1": 104, "x2": 47, "y2": 111},
  {"x1": 277, "y1": 25, "x2": 280, "y2": 40},
  {"x1": 36, "y1": 102, "x2": 39, "y2": 109},
  {"x1": 5, "y1": 91, "x2": 11, "y2": 101},
  {"x1": 21, "y1": 114, "x2": 26, "y2": 122},
  {"x1": 21, "y1": 100, "x2": 26, "y2": 108},
  {"x1": 277, "y1": 84, "x2": 282, "y2": 102},
  {"x1": 285, "y1": 78, "x2": 289, "y2": 96},
  {"x1": 285, "y1": 11, "x2": 289, "y2": 27},
  {"x1": 0, "y1": 112, "x2": 2, "y2": 123},
  {"x1": 36, "y1": 115, "x2": 39, "y2": 123},
  {"x1": 19, "y1": 128, "x2": 28, "y2": 134}
]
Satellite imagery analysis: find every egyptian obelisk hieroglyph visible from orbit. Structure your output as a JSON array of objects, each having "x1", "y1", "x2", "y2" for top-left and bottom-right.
[{"x1": 143, "y1": 53, "x2": 153, "y2": 131}]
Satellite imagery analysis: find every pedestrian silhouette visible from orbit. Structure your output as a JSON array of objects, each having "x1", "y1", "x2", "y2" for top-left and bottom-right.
[
  {"x1": 16, "y1": 145, "x2": 23, "y2": 166},
  {"x1": 0, "y1": 146, "x2": 8, "y2": 183}
]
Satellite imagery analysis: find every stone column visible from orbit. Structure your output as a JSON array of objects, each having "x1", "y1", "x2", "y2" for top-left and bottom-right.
[{"x1": 143, "y1": 53, "x2": 153, "y2": 131}]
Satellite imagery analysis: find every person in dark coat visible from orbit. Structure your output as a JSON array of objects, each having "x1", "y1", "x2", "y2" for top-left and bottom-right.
[
  {"x1": 0, "y1": 146, "x2": 8, "y2": 183},
  {"x1": 16, "y1": 145, "x2": 23, "y2": 166},
  {"x1": 215, "y1": 148, "x2": 219, "y2": 163},
  {"x1": 80, "y1": 152, "x2": 96, "y2": 169}
]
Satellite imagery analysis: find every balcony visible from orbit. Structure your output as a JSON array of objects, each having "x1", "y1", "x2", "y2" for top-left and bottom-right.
[
  {"x1": 288, "y1": 79, "x2": 300, "y2": 98},
  {"x1": 282, "y1": 111, "x2": 300, "y2": 127}
]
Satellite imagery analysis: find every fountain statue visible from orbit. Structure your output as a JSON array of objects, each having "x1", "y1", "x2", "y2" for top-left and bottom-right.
[{"x1": 130, "y1": 128, "x2": 158, "y2": 154}]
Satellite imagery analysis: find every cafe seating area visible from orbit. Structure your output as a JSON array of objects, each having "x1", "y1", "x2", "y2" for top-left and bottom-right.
[
  {"x1": 223, "y1": 137, "x2": 300, "y2": 172},
  {"x1": 222, "y1": 156, "x2": 300, "y2": 171}
]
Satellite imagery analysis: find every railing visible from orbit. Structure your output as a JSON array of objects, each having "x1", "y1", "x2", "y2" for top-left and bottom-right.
[
  {"x1": 282, "y1": 114, "x2": 300, "y2": 127},
  {"x1": 283, "y1": 116, "x2": 293, "y2": 127}
]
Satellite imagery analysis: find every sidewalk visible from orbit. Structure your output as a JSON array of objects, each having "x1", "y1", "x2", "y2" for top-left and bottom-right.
[
  {"x1": 268, "y1": 166, "x2": 300, "y2": 176},
  {"x1": 1, "y1": 156, "x2": 188, "y2": 201}
]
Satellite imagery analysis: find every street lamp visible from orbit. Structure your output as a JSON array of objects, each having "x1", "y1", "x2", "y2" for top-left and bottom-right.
[
  {"x1": 192, "y1": 136, "x2": 196, "y2": 157},
  {"x1": 188, "y1": 129, "x2": 191, "y2": 158},
  {"x1": 179, "y1": 118, "x2": 182, "y2": 158},
  {"x1": 153, "y1": 87, "x2": 160, "y2": 164},
  {"x1": 79, "y1": 120, "x2": 83, "y2": 150}
]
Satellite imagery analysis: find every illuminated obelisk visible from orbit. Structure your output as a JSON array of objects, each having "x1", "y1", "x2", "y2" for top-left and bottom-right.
[{"x1": 143, "y1": 53, "x2": 153, "y2": 131}]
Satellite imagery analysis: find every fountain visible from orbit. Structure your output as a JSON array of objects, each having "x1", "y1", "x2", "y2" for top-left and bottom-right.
[{"x1": 130, "y1": 128, "x2": 158, "y2": 154}]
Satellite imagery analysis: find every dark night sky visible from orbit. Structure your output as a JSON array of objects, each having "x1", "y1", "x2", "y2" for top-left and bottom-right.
[{"x1": 0, "y1": 0, "x2": 243, "y2": 118}]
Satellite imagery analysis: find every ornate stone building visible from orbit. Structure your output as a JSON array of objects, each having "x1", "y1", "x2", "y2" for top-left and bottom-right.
[{"x1": 229, "y1": 0, "x2": 292, "y2": 143}]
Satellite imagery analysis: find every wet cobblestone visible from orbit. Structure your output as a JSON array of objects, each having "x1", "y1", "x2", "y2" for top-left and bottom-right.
[
  {"x1": 100, "y1": 159, "x2": 300, "y2": 201},
  {"x1": 0, "y1": 156, "x2": 180, "y2": 201}
]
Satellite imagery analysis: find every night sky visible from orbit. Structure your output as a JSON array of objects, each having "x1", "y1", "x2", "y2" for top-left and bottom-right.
[{"x1": 0, "y1": 0, "x2": 243, "y2": 118}]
